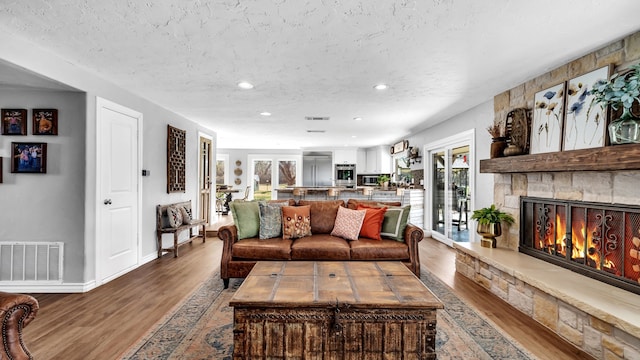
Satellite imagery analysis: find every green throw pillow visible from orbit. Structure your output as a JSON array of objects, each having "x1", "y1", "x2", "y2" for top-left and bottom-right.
[
  {"x1": 380, "y1": 205, "x2": 411, "y2": 242},
  {"x1": 230, "y1": 201, "x2": 260, "y2": 239}
]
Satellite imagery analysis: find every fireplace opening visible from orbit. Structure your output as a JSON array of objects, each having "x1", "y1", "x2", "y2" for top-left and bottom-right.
[{"x1": 520, "y1": 197, "x2": 640, "y2": 295}]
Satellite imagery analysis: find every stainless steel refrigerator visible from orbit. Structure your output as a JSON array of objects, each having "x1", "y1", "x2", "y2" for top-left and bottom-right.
[{"x1": 303, "y1": 155, "x2": 332, "y2": 186}]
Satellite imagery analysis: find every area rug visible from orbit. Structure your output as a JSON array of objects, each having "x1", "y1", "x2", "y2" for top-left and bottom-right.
[{"x1": 122, "y1": 268, "x2": 538, "y2": 360}]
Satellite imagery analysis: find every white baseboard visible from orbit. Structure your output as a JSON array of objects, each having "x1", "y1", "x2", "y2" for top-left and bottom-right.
[{"x1": 0, "y1": 281, "x2": 95, "y2": 293}]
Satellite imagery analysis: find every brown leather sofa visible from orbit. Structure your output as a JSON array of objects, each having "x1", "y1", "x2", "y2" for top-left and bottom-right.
[
  {"x1": 219, "y1": 199, "x2": 424, "y2": 288},
  {"x1": 0, "y1": 291, "x2": 39, "y2": 360}
]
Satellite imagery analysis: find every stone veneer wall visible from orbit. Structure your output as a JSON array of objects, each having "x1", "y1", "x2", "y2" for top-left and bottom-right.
[
  {"x1": 455, "y1": 30, "x2": 640, "y2": 360},
  {"x1": 456, "y1": 249, "x2": 640, "y2": 360},
  {"x1": 491, "y1": 30, "x2": 640, "y2": 251}
]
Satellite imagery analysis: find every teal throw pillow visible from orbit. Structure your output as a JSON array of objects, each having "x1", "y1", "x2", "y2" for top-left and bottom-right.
[
  {"x1": 258, "y1": 201, "x2": 286, "y2": 239},
  {"x1": 380, "y1": 205, "x2": 411, "y2": 242},
  {"x1": 230, "y1": 201, "x2": 260, "y2": 239}
]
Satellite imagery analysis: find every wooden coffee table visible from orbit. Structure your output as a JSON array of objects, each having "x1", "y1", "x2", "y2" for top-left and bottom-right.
[{"x1": 229, "y1": 261, "x2": 443, "y2": 359}]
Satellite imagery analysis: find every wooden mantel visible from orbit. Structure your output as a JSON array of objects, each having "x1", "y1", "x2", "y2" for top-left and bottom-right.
[{"x1": 480, "y1": 144, "x2": 640, "y2": 173}]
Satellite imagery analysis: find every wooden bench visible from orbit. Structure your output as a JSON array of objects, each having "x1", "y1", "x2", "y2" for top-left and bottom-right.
[{"x1": 156, "y1": 200, "x2": 206, "y2": 258}]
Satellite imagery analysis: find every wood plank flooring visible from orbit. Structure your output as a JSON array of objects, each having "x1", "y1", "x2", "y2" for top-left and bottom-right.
[{"x1": 21, "y1": 221, "x2": 594, "y2": 360}]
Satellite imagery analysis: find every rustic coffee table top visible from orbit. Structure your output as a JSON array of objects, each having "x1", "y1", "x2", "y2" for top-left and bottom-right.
[{"x1": 229, "y1": 261, "x2": 443, "y2": 310}]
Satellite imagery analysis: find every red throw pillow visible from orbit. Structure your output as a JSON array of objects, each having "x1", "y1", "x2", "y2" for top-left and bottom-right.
[{"x1": 357, "y1": 205, "x2": 387, "y2": 240}]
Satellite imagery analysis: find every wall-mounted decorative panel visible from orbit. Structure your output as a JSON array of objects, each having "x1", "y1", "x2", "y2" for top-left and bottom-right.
[{"x1": 167, "y1": 125, "x2": 186, "y2": 193}]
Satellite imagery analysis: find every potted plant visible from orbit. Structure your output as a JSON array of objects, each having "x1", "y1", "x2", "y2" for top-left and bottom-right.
[
  {"x1": 589, "y1": 62, "x2": 640, "y2": 144},
  {"x1": 486, "y1": 122, "x2": 507, "y2": 158},
  {"x1": 471, "y1": 204, "x2": 515, "y2": 248},
  {"x1": 377, "y1": 174, "x2": 390, "y2": 189}
]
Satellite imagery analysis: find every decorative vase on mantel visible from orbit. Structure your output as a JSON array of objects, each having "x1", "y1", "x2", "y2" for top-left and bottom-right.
[
  {"x1": 490, "y1": 137, "x2": 508, "y2": 159},
  {"x1": 609, "y1": 108, "x2": 640, "y2": 145},
  {"x1": 503, "y1": 143, "x2": 523, "y2": 157}
]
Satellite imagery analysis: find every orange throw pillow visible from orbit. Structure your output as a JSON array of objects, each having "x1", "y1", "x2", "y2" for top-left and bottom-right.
[
  {"x1": 357, "y1": 205, "x2": 387, "y2": 240},
  {"x1": 282, "y1": 205, "x2": 312, "y2": 239}
]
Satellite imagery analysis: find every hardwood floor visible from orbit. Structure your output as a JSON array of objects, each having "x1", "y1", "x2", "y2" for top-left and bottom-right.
[{"x1": 22, "y1": 223, "x2": 593, "y2": 360}]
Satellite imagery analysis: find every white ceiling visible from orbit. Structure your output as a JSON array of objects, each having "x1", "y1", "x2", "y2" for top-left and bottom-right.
[{"x1": 1, "y1": 1, "x2": 639, "y2": 149}]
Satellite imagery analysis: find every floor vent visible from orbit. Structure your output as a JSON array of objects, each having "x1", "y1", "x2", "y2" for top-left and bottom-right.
[{"x1": 0, "y1": 242, "x2": 64, "y2": 283}]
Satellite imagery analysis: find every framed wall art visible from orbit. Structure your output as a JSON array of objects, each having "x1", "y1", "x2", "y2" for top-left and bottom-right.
[
  {"x1": 530, "y1": 83, "x2": 565, "y2": 154},
  {"x1": 1, "y1": 109, "x2": 27, "y2": 135},
  {"x1": 167, "y1": 125, "x2": 186, "y2": 193},
  {"x1": 11, "y1": 142, "x2": 47, "y2": 173},
  {"x1": 33, "y1": 109, "x2": 58, "y2": 135},
  {"x1": 562, "y1": 65, "x2": 612, "y2": 151}
]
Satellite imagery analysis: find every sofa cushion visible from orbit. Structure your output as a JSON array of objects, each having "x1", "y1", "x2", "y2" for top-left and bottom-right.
[
  {"x1": 291, "y1": 235, "x2": 351, "y2": 260},
  {"x1": 298, "y1": 200, "x2": 345, "y2": 234},
  {"x1": 258, "y1": 201, "x2": 286, "y2": 239},
  {"x1": 331, "y1": 206, "x2": 366, "y2": 241},
  {"x1": 381, "y1": 205, "x2": 411, "y2": 241},
  {"x1": 232, "y1": 238, "x2": 292, "y2": 260},
  {"x1": 356, "y1": 205, "x2": 387, "y2": 240},
  {"x1": 230, "y1": 201, "x2": 260, "y2": 239},
  {"x1": 282, "y1": 205, "x2": 312, "y2": 239},
  {"x1": 346, "y1": 199, "x2": 401, "y2": 210},
  {"x1": 350, "y1": 239, "x2": 410, "y2": 260}
]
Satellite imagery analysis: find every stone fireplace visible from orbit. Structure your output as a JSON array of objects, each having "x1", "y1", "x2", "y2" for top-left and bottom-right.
[{"x1": 519, "y1": 196, "x2": 640, "y2": 295}]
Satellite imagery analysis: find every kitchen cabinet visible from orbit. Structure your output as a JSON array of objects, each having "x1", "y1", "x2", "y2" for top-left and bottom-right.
[
  {"x1": 333, "y1": 149, "x2": 358, "y2": 165},
  {"x1": 364, "y1": 146, "x2": 391, "y2": 173},
  {"x1": 357, "y1": 149, "x2": 366, "y2": 173}
]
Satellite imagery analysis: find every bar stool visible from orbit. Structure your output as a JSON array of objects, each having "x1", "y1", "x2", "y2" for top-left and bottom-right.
[
  {"x1": 293, "y1": 188, "x2": 306, "y2": 201},
  {"x1": 362, "y1": 187, "x2": 373, "y2": 200},
  {"x1": 396, "y1": 188, "x2": 405, "y2": 203},
  {"x1": 327, "y1": 188, "x2": 340, "y2": 200}
]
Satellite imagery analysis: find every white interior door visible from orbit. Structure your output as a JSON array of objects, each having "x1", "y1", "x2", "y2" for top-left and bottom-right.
[{"x1": 97, "y1": 97, "x2": 142, "y2": 284}]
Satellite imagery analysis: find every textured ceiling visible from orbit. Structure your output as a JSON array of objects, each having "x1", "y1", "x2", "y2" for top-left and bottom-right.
[{"x1": 1, "y1": 1, "x2": 639, "y2": 149}]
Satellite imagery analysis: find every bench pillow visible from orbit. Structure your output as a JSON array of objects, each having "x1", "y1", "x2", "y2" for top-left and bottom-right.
[
  {"x1": 167, "y1": 206, "x2": 183, "y2": 228},
  {"x1": 380, "y1": 205, "x2": 411, "y2": 242},
  {"x1": 230, "y1": 201, "x2": 260, "y2": 240},
  {"x1": 180, "y1": 204, "x2": 194, "y2": 224},
  {"x1": 282, "y1": 205, "x2": 312, "y2": 240},
  {"x1": 258, "y1": 201, "x2": 286, "y2": 239},
  {"x1": 331, "y1": 206, "x2": 366, "y2": 241}
]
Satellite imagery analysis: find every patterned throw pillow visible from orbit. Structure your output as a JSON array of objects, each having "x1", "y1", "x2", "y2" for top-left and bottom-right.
[
  {"x1": 282, "y1": 205, "x2": 312, "y2": 240},
  {"x1": 381, "y1": 205, "x2": 411, "y2": 241},
  {"x1": 180, "y1": 205, "x2": 194, "y2": 225},
  {"x1": 331, "y1": 206, "x2": 367, "y2": 241},
  {"x1": 167, "y1": 206, "x2": 183, "y2": 228},
  {"x1": 356, "y1": 205, "x2": 387, "y2": 240},
  {"x1": 258, "y1": 201, "x2": 286, "y2": 239}
]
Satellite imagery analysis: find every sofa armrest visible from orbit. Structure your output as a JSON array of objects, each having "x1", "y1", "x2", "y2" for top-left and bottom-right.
[
  {"x1": 403, "y1": 223, "x2": 424, "y2": 276},
  {"x1": 0, "y1": 291, "x2": 39, "y2": 360},
  {"x1": 219, "y1": 224, "x2": 239, "y2": 285}
]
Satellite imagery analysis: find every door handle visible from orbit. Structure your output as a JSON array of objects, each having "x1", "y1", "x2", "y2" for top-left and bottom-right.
[{"x1": 104, "y1": 199, "x2": 112, "y2": 205}]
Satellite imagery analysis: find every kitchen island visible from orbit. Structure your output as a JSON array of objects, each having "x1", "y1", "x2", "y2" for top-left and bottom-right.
[{"x1": 276, "y1": 187, "x2": 424, "y2": 228}]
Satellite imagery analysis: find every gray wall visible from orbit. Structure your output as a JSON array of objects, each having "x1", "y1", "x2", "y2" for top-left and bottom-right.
[
  {"x1": 0, "y1": 89, "x2": 86, "y2": 283},
  {"x1": 0, "y1": 30, "x2": 217, "y2": 290},
  {"x1": 393, "y1": 100, "x2": 495, "y2": 211}
]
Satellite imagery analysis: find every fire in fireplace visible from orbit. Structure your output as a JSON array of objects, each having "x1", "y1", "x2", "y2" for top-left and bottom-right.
[{"x1": 520, "y1": 196, "x2": 640, "y2": 294}]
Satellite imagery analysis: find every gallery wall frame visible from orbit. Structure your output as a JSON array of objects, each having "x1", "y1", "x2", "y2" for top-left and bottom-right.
[
  {"x1": 1, "y1": 109, "x2": 27, "y2": 135},
  {"x1": 530, "y1": 82, "x2": 566, "y2": 154},
  {"x1": 11, "y1": 142, "x2": 47, "y2": 173},
  {"x1": 33, "y1": 108, "x2": 58, "y2": 135},
  {"x1": 562, "y1": 65, "x2": 612, "y2": 151}
]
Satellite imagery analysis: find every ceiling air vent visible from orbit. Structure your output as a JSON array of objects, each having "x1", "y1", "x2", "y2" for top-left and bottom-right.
[
  {"x1": 306, "y1": 130, "x2": 326, "y2": 133},
  {"x1": 305, "y1": 116, "x2": 330, "y2": 121}
]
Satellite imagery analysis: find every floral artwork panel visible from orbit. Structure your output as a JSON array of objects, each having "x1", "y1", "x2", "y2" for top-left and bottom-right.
[
  {"x1": 530, "y1": 83, "x2": 565, "y2": 154},
  {"x1": 563, "y1": 66, "x2": 611, "y2": 150}
]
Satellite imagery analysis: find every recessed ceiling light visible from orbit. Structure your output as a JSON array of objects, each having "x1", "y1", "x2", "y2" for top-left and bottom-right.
[
  {"x1": 351, "y1": 135, "x2": 357, "y2": 138},
  {"x1": 238, "y1": 81, "x2": 254, "y2": 89},
  {"x1": 353, "y1": 117, "x2": 362, "y2": 121},
  {"x1": 374, "y1": 84, "x2": 388, "y2": 90},
  {"x1": 260, "y1": 111, "x2": 271, "y2": 116}
]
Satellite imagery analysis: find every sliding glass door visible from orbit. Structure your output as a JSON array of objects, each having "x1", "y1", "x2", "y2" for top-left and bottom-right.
[{"x1": 425, "y1": 130, "x2": 474, "y2": 246}]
